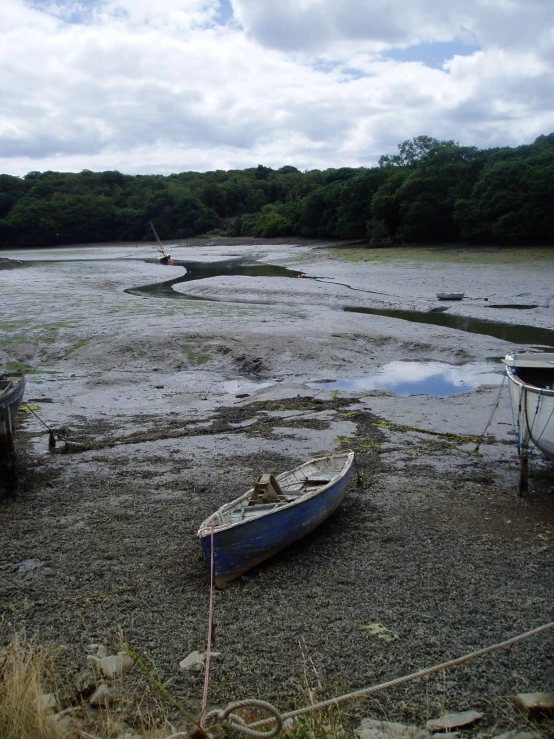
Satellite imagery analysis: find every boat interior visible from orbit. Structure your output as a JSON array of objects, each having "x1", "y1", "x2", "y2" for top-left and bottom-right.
[
  {"x1": 510, "y1": 366, "x2": 554, "y2": 390},
  {"x1": 0, "y1": 377, "x2": 15, "y2": 400},
  {"x1": 204, "y1": 456, "x2": 349, "y2": 528},
  {"x1": 505, "y1": 354, "x2": 554, "y2": 390}
]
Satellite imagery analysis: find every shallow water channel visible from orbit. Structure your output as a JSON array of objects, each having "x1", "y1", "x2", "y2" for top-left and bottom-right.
[{"x1": 127, "y1": 257, "x2": 554, "y2": 348}]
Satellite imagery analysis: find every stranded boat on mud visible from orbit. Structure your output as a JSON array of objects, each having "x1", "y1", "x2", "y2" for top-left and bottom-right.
[
  {"x1": 0, "y1": 373, "x2": 26, "y2": 452},
  {"x1": 150, "y1": 221, "x2": 172, "y2": 265},
  {"x1": 197, "y1": 450, "x2": 355, "y2": 587},
  {"x1": 436, "y1": 292, "x2": 465, "y2": 300},
  {"x1": 503, "y1": 352, "x2": 554, "y2": 492}
]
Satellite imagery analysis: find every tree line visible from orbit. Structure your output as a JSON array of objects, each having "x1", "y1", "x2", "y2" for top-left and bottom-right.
[{"x1": 1, "y1": 133, "x2": 553, "y2": 248}]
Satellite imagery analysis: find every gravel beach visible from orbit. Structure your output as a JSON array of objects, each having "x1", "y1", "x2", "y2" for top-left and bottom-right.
[{"x1": 1, "y1": 239, "x2": 553, "y2": 735}]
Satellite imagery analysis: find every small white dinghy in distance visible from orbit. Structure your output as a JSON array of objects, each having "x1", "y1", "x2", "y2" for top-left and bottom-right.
[
  {"x1": 436, "y1": 292, "x2": 464, "y2": 301},
  {"x1": 197, "y1": 450, "x2": 355, "y2": 587}
]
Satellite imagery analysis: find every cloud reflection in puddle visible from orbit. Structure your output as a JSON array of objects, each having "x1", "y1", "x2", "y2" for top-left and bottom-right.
[{"x1": 308, "y1": 361, "x2": 502, "y2": 397}]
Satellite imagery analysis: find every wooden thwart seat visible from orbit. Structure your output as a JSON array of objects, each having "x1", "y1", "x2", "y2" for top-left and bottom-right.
[
  {"x1": 249, "y1": 473, "x2": 287, "y2": 505},
  {"x1": 304, "y1": 475, "x2": 332, "y2": 485}
]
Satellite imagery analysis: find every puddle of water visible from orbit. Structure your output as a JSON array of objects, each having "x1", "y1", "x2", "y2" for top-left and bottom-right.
[
  {"x1": 308, "y1": 361, "x2": 502, "y2": 397},
  {"x1": 343, "y1": 305, "x2": 554, "y2": 348},
  {"x1": 125, "y1": 260, "x2": 303, "y2": 299}
]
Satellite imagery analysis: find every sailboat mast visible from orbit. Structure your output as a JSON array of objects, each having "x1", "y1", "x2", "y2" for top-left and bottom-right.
[{"x1": 150, "y1": 221, "x2": 166, "y2": 255}]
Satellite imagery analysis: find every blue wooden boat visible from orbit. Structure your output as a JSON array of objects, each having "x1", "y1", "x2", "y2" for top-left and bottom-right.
[
  {"x1": 197, "y1": 450, "x2": 355, "y2": 587},
  {"x1": 0, "y1": 373, "x2": 26, "y2": 445}
]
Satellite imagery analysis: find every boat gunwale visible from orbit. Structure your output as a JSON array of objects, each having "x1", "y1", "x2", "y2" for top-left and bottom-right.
[
  {"x1": 504, "y1": 366, "x2": 554, "y2": 396},
  {"x1": 197, "y1": 450, "x2": 355, "y2": 538},
  {"x1": 0, "y1": 375, "x2": 26, "y2": 404},
  {"x1": 503, "y1": 353, "x2": 554, "y2": 368},
  {"x1": 503, "y1": 354, "x2": 554, "y2": 395}
]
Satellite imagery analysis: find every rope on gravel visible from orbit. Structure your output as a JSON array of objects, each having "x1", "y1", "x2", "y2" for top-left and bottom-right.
[
  {"x1": 473, "y1": 370, "x2": 507, "y2": 454},
  {"x1": 201, "y1": 620, "x2": 554, "y2": 737},
  {"x1": 205, "y1": 699, "x2": 284, "y2": 737},
  {"x1": 20, "y1": 403, "x2": 58, "y2": 449}
]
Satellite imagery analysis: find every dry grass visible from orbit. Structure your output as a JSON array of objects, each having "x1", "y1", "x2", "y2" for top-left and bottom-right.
[
  {"x1": 0, "y1": 633, "x2": 68, "y2": 739},
  {"x1": 2, "y1": 632, "x2": 552, "y2": 739},
  {"x1": 0, "y1": 633, "x2": 183, "y2": 739}
]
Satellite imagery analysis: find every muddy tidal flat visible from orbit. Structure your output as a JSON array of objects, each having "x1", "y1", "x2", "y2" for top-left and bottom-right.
[{"x1": 1, "y1": 238, "x2": 553, "y2": 732}]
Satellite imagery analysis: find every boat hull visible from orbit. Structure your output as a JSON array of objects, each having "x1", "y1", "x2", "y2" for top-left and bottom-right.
[
  {"x1": 199, "y1": 453, "x2": 354, "y2": 586},
  {"x1": 437, "y1": 293, "x2": 464, "y2": 300},
  {"x1": 506, "y1": 369, "x2": 554, "y2": 460},
  {"x1": 0, "y1": 375, "x2": 26, "y2": 438}
]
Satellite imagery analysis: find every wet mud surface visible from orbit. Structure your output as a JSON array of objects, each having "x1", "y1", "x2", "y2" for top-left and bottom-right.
[{"x1": 1, "y1": 239, "x2": 553, "y2": 732}]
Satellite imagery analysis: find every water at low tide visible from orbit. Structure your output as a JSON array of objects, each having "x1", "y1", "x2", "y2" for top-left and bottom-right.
[
  {"x1": 125, "y1": 259, "x2": 302, "y2": 299},
  {"x1": 342, "y1": 305, "x2": 554, "y2": 347},
  {"x1": 127, "y1": 258, "x2": 554, "y2": 348},
  {"x1": 308, "y1": 361, "x2": 502, "y2": 397}
]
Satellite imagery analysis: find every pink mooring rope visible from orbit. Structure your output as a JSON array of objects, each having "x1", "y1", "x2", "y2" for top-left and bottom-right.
[{"x1": 200, "y1": 525, "x2": 215, "y2": 727}]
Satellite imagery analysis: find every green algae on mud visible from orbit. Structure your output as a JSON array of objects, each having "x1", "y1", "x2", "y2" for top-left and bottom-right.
[
  {"x1": 183, "y1": 345, "x2": 211, "y2": 365},
  {"x1": 328, "y1": 243, "x2": 554, "y2": 266},
  {"x1": 3, "y1": 360, "x2": 34, "y2": 373}
]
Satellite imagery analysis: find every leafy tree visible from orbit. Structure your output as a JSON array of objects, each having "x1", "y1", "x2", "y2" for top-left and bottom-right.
[
  {"x1": 379, "y1": 135, "x2": 457, "y2": 168},
  {"x1": 454, "y1": 149, "x2": 554, "y2": 242},
  {"x1": 1, "y1": 134, "x2": 553, "y2": 247},
  {"x1": 0, "y1": 174, "x2": 27, "y2": 218},
  {"x1": 335, "y1": 169, "x2": 387, "y2": 238}
]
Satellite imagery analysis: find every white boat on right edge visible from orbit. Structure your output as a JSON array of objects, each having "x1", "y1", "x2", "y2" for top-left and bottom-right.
[{"x1": 503, "y1": 352, "x2": 554, "y2": 493}]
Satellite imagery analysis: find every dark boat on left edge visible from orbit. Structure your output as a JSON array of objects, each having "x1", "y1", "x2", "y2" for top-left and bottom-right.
[{"x1": 0, "y1": 374, "x2": 26, "y2": 441}]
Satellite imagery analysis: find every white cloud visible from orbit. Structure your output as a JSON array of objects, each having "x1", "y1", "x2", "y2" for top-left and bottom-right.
[
  {"x1": 232, "y1": 0, "x2": 553, "y2": 53},
  {"x1": 0, "y1": 0, "x2": 553, "y2": 176}
]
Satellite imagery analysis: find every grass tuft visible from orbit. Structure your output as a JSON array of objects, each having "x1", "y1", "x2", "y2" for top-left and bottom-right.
[{"x1": 0, "y1": 633, "x2": 66, "y2": 739}]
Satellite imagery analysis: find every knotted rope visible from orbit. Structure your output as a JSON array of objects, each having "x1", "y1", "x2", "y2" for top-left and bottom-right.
[
  {"x1": 205, "y1": 699, "x2": 284, "y2": 737},
  {"x1": 195, "y1": 620, "x2": 554, "y2": 737}
]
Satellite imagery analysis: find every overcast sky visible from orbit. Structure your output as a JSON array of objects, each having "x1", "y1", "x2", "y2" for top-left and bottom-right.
[{"x1": 1, "y1": 0, "x2": 553, "y2": 177}]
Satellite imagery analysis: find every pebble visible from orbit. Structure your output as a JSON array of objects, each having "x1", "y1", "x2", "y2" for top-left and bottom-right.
[
  {"x1": 426, "y1": 710, "x2": 483, "y2": 732},
  {"x1": 88, "y1": 652, "x2": 135, "y2": 679},
  {"x1": 89, "y1": 683, "x2": 114, "y2": 707},
  {"x1": 179, "y1": 650, "x2": 222, "y2": 671},
  {"x1": 356, "y1": 718, "x2": 430, "y2": 739}
]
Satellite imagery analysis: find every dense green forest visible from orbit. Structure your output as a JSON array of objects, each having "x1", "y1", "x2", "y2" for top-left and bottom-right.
[{"x1": 1, "y1": 134, "x2": 553, "y2": 248}]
